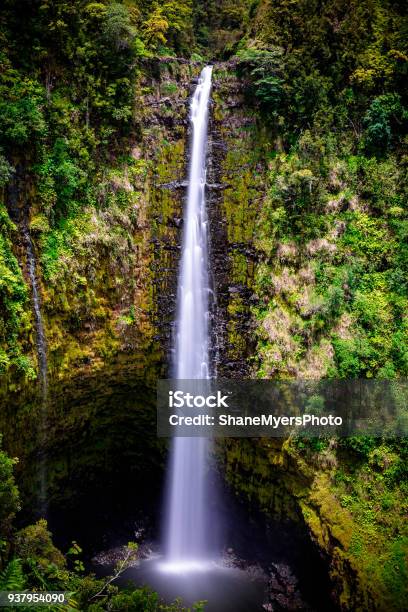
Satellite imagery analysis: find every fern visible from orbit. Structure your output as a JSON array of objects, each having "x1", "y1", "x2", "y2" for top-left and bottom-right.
[{"x1": 0, "y1": 558, "x2": 25, "y2": 590}]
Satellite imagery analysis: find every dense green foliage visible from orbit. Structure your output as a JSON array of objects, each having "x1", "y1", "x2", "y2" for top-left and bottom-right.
[
  {"x1": 0, "y1": 204, "x2": 34, "y2": 377},
  {"x1": 0, "y1": 0, "x2": 195, "y2": 376},
  {"x1": 216, "y1": 2, "x2": 407, "y2": 607},
  {"x1": 229, "y1": 0, "x2": 408, "y2": 379}
]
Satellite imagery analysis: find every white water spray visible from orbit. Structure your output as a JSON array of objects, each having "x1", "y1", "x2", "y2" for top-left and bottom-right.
[{"x1": 164, "y1": 66, "x2": 214, "y2": 568}]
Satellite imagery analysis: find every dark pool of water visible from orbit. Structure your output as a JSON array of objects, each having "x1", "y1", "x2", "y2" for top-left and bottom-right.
[
  {"x1": 48, "y1": 467, "x2": 334, "y2": 611},
  {"x1": 116, "y1": 558, "x2": 266, "y2": 612}
]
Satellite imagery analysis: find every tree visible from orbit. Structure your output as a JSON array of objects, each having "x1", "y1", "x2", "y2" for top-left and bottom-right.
[{"x1": 236, "y1": 47, "x2": 284, "y2": 115}]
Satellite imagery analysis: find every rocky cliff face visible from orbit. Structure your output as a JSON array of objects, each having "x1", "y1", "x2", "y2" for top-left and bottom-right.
[
  {"x1": 208, "y1": 63, "x2": 264, "y2": 377},
  {"x1": 0, "y1": 59, "x2": 201, "y2": 517},
  {"x1": 220, "y1": 438, "x2": 372, "y2": 611},
  {"x1": 211, "y1": 65, "x2": 405, "y2": 612},
  {"x1": 8, "y1": 60, "x2": 200, "y2": 393}
]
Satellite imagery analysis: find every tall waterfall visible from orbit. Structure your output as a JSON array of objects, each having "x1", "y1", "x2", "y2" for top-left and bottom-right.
[
  {"x1": 23, "y1": 225, "x2": 48, "y2": 515},
  {"x1": 24, "y1": 227, "x2": 47, "y2": 394},
  {"x1": 164, "y1": 66, "x2": 213, "y2": 569}
]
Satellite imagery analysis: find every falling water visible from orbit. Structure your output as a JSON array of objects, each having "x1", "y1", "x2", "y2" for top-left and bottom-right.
[
  {"x1": 124, "y1": 66, "x2": 268, "y2": 609},
  {"x1": 164, "y1": 66, "x2": 213, "y2": 568},
  {"x1": 23, "y1": 225, "x2": 48, "y2": 515},
  {"x1": 23, "y1": 227, "x2": 47, "y2": 393}
]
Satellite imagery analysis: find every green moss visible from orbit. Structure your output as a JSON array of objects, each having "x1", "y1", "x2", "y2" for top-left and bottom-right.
[{"x1": 0, "y1": 204, "x2": 35, "y2": 379}]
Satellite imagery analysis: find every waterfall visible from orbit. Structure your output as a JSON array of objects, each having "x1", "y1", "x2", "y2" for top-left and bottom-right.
[
  {"x1": 23, "y1": 225, "x2": 48, "y2": 515},
  {"x1": 23, "y1": 227, "x2": 47, "y2": 394},
  {"x1": 163, "y1": 66, "x2": 213, "y2": 570}
]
